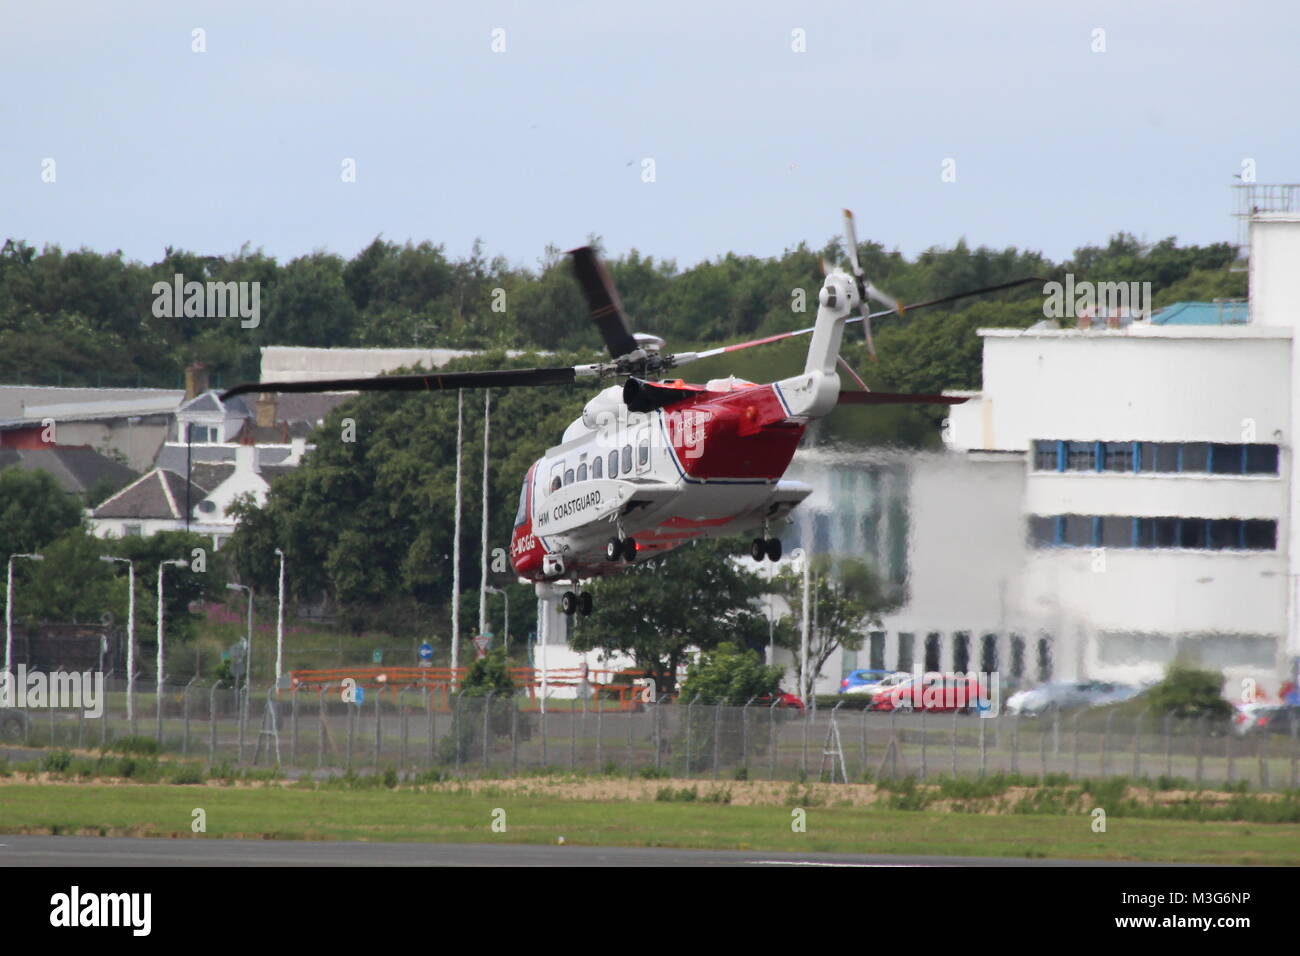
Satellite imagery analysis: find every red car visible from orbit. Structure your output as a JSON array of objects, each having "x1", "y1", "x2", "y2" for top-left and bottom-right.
[
  {"x1": 869, "y1": 674, "x2": 988, "y2": 714},
  {"x1": 756, "y1": 691, "x2": 806, "y2": 712}
]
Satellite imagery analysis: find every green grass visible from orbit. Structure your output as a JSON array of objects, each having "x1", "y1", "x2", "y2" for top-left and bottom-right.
[{"x1": 2, "y1": 781, "x2": 1300, "y2": 863}]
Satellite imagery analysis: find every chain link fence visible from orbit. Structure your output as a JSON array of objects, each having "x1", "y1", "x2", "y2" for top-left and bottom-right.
[{"x1": 8, "y1": 681, "x2": 1299, "y2": 790}]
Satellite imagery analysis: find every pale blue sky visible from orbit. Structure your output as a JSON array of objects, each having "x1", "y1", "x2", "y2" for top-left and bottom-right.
[{"x1": 3, "y1": 0, "x2": 1295, "y2": 270}]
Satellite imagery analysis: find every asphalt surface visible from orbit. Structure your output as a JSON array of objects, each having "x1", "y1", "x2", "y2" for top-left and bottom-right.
[{"x1": 0, "y1": 834, "x2": 1160, "y2": 866}]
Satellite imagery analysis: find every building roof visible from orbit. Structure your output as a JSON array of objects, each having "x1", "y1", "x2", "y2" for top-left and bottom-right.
[
  {"x1": 154, "y1": 442, "x2": 294, "y2": 474},
  {"x1": 1150, "y1": 301, "x2": 1249, "y2": 326},
  {"x1": 229, "y1": 420, "x2": 314, "y2": 444},
  {"x1": 92, "y1": 469, "x2": 211, "y2": 520},
  {"x1": 275, "y1": 392, "x2": 350, "y2": 425},
  {"x1": 0, "y1": 386, "x2": 183, "y2": 421},
  {"x1": 0, "y1": 445, "x2": 138, "y2": 496}
]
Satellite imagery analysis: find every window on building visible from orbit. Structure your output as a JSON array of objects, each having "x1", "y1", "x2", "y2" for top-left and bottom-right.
[
  {"x1": 1062, "y1": 514, "x2": 1093, "y2": 547},
  {"x1": 1028, "y1": 515, "x2": 1056, "y2": 546},
  {"x1": 1244, "y1": 519, "x2": 1277, "y2": 550},
  {"x1": 1010, "y1": 635, "x2": 1025, "y2": 679},
  {"x1": 123, "y1": 524, "x2": 142, "y2": 537},
  {"x1": 980, "y1": 634, "x2": 998, "y2": 674},
  {"x1": 1065, "y1": 441, "x2": 1096, "y2": 471},
  {"x1": 1102, "y1": 442, "x2": 1131, "y2": 472},
  {"x1": 1210, "y1": 443, "x2": 1240, "y2": 475},
  {"x1": 896, "y1": 633, "x2": 914, "y2": 672},
  {"x1": 953, "y1": 632, "x2": 970, "y2": 673},
  {"x1": 869, "y1": 632, "x2": 885, "y2": 671},
  {"x1": 1178, "y1": 518, "x2": 1206, "y2": 549},
  {"x1": 1245, "y1": 444, "x2": 1280, "y2": 475},
  {"x1": 1036, "y1": 636, "x2": 1053, "y2": 681},
  {"x1": 1181, "y1": 442, "x2": 1209, "y2": 472},
  {"x1": 1208, "y1": 519, "x2": 1238, "y2": 550},
  {"x1": 1100, "y1": 516, "x2": 1132, "y2": 548},
  {"x1": 1032, "y1": 440, "x2": 1058, "y2": 471},
  {"x1": 924, "y1": 633, "x2": 941, "y2": 673}
]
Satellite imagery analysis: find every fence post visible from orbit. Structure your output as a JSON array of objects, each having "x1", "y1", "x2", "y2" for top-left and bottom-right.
[
  {"x1": 1072, "y1": 711, "x2": 1081, "y2": 779},
  {"x1": 1195, "y1": 714, "x2": 1205, "y2": 787},
  {"x1": 374, "y1": 685, "x2": 382, "y2": 763},
  {"x1": 769, "y1": 698, "x2": 780, "y2": 780},
  {"x1": 952, "y1": 709, "x2": 959, "y2": 778},
  {"x1": 1132, "y1": 712, "x2": 1143, "y2": 779},
  {"x1": 1039, "y1": 711, "x2": 1048, "y2": 780},
  {"x1": 801, "y1": 703, "x2": 809, "y2": 777},
  {"x1": 319, "y1": 688, "x2": 327, "y2": 769},
  {"x1": 155, "y1": 679, "x2": 164, "y2": 747},
  {"x1": 455, "y1": 691, "x2": 466, "y2": 771},
  {"x1": 742, "y1": 696, "x2": 755, "y2": 770},
  {"x1": 237, "y1": 685, "x2": 248, "y2": 763},
  {"x1": 596, "y1": 691, "x2": 603, "y2": 771},
  {"x1": 1170, "y1": 712, "x2": 1180, "y2": 780},
  {"x1": 346, "y1": 698, "x2": 356, "y2": 772},
  {"x1": 511, "y1": 697, "x2": 519, "y2": 774},
  {"x1": 861, "y1": 706, "x2": 869, "y2": 780},
  {"x1": 627, "y1": 694, "x2": 635, "y2": 772},
  {"x1": 208, "y1": 682, "x2": 219, "y2": 763},
  {"x1": 569, "y1": 696, "x2": 577, "y2": 771},
  {"x1": 686, "y1": 695, "x2": 698, "y2": 777},
  {"x1": 399, "y1": 688, "x2": 408, "y2": 769},
  {"x1": 1100, "y1": 710, "x2": 1115, "y2": 776},
  {"x1": 290, "y1": 686, "x2": 299, "y2": 768},
  {"x1": 1052, "y1": 707, "x2": 1060, "y2": 756},
  {"x1": 1291, "y1": 712, "x2": 1298, "y2": 791},
  {"x1": 426, "y1": 687, "x2": 435, "y2": 768},
  {"x1": 1258, "y1": 727, "x2": 1269, "y2": 790},
  {"x1": 1226, "y1": 724, "x2": 1235, "y2": 785},
  {"x1": 483, "y1": 691, "x2": 494, "y2": 770},
  {"x1": 978, "y1": 709, "x2": 986, "y2": 778},
  {"x1": 181, "y1": 677, "x2": 197, "y2": 756},
  {"x1": 540, "y1": 693, "x2": 548, "y2": 768},
  {"x1": 711, "y1": 702, "x2": 722, "y2": 779},
  {"x1": 1008, "y1": 713, "x2": 1017, "y2": 775}
]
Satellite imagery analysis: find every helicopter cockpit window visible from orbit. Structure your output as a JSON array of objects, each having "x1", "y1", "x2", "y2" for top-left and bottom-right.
[
  {"x1": 513, "y1": 477, "x2": 529, "y2": 527},
  {"x1": 622, "y1": 444, "x2": 633, "y2": 474},
  {"x1": 608, "y1": 450, "x2": 619, "y2": 478},
  {"x1": 577, "y1": 463, "x2": 588, "y2": 482},
  {"x1": 550, "y1": 475, "x2": 562, "y2": 493},
  {"x1": 592, "y1": 456, "x2": 603, "y2": 479},
  {"x1": 563, "y1": 468, "x2": 574, "y2": 486}
]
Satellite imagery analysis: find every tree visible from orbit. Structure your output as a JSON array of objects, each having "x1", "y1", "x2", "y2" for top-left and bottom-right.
[
  {"x1": 0, "y1": 468, "x2": 83, "y2": 558},
  {"x1": 679, "y1": 642, "x2": 781, "y2": 705},
  {"x1": 1146, "y1": 663, "x2": 1233, "y2": 720},
  {"x1": 578, "y1": 539, "x2": 773, "y2": 695},
  {"x1": 773, "y1": 556, "x2": 900, "y2": 698}
]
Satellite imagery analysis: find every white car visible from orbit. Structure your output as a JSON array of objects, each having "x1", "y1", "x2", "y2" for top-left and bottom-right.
[{"x1": 842, "y1": 671, "x2": 911, "y2": 697}]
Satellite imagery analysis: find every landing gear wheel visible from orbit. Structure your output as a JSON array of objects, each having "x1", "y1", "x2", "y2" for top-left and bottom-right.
[
  {"x1": 606, "y1": 537, "x2": 622, "y2": 562},
  {"x1": 751, "y1": 538, "x2": 766, "y2": 561},
  {"x1": 560, "y1": 591, "x2": 578, "y2": 616},
  {"x1": 765, "y1": 537, "x2": 782, "y2": 561},
  {"x1": 622, "y1": 537, "x2": 638, "y2": 562},
  {"x1": 579, "y1": 592, "x2": 593, "y2": 616}
]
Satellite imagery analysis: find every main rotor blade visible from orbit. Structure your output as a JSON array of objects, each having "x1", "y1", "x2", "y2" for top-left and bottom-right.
[
  {"x1": 220, "y1": 367, "x2": 580, "y2": 400},
  {"x1": 569, "y1": 246, "x2": 640, "y2": 360},
  {"x1": 863, "y1": 275, "x2": 1047, "y2": 319},
  {"x1": 837, "y1": 390, "x2": 969, "y2": 406}
]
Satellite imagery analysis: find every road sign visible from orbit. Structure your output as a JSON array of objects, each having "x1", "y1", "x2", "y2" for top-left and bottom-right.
[
  {"x1": 418, "y1": 642, "x2": 433, "y2": 661},
  {"x1": 473, "y1": 634, "x2": 491, "y2": 659},
  {"x1": 354, "y1": 686, "x2": 365, "y2": 706},
  {"x1": 372, "y1": 649, "x2": 382, "y2": 664}
]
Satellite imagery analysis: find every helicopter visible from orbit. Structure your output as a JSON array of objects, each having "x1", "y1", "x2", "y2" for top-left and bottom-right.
[{"x1": 222, "y1": 211, "x2": 1042, "y2": 617}]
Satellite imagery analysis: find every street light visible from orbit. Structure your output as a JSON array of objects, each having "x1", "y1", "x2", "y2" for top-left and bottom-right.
[
  {"x1": 156, "y1": 558, "x2": 188, "y2": 691},
  {"x1": 100, "y1": 556, "x2": 136, "y2": 719},
  {"x1": 5, "y1": 553, "x2": 44, "y2": 674},
  {"x1": 486, "y1": 585, "x2": 509, "y2": 659},
  {"x1": 274, "y1": 548, "x2": 286, "y2": 688},
  {"x1": 226, "y1": 583, "x2": 253, "y2": 692},
  {"x1": 790, "y1": 547, "x2": 811, "y2": 704}
]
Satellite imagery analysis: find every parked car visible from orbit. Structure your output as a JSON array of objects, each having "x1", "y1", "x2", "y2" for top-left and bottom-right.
[
  {"x1": 1005, "y1": 680, "x2": 1141, "y2": 716},
  {"x1": 870, "y1": 674, "x2": 989, "y2": 714},
  {"x1": 756, "y1": 691, "x2": 806, "y2": 712},
  {"x1": 0, "y1": 708, "x2": 28, "y2": 743},
  {"x1": 839, "y1": 669, "x2": 910, "y2": 696},
  {"x1": 1233, "y1": 701, "x2": 1300, "y2": 736}
]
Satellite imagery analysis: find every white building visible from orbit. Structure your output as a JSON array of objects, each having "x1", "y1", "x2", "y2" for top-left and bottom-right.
[{"x1": 777, "y1": 193, "x2": 1300, "y2": 700}]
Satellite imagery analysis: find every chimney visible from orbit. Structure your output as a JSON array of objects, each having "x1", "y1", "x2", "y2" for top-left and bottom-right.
[
  {"x1": 234, "y1": 443, "x2": 260, "y2": 475},
  {"x1": 287, "y1": 437, "x2": 307, "y2": 464},
  {"x1": 256, "y1": 392, "x2": 277, "y2": 428},
  {"x1": 184, "y1": 362, "x2": 209, "y2": 399}
]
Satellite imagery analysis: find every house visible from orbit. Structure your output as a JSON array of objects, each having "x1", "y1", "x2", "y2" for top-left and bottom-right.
[{"x1": 0, "y1": 445, "x2": 137, "y2": 501}]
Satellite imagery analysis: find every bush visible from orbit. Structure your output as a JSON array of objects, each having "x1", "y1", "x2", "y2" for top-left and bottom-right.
[
  {"x1": 104, "y1": 736, "x2": 160, "y2": 756},
  {"x1": 41, "y1": 750, "x2": 73, "y2": 774},
  {"x1": 1146, "y1": 665, "x2": 1233, "y2": 720}
]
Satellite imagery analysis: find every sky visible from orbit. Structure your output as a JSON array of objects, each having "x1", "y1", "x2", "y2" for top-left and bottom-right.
[{"x1": 3, "y1": 0, "x2": 1298, "y2": 272}]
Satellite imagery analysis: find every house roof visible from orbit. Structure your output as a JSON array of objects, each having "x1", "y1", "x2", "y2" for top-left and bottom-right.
[
  {"x1": 154, "y1": 442, "x2": 293, "y2": 474},
  {"x1": 92, "y1": 469, "x2": 210, "y2": 520},
  {"x1": 0, "y1": 445, "x2": 138, "y2": 495},
  {"x1": 275, "y1": 392, "x2": 350, "y2": 425},
  {"x1": 1150, "y1": 301, "x2": 1249, "y2": 325}
]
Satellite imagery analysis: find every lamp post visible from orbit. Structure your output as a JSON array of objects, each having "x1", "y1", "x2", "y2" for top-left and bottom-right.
[
  {"x1": 791, "y1": 547, "x2": 810, "y2": 704},
  {"x1": 5, "y1": 553, "x2": 44, "y2": 674},
  {"x1": 274, "y1": 548, "x2": 285, "y2": 688},
  {"x1": 100, "y1": 556, "x2": 135, "y2": 719},
  {"x1": 156, "y1": 558, "x2": 188, "y2": 691},
  {"x1": 451, "y1": 389, "x2": 463, "y2": 687},
  {"x1": 478, "y1": 389, "x2": 491, "y2": 638},
  {"x1": 226, "y1": 583, "x2": 253, "y2": 692}
]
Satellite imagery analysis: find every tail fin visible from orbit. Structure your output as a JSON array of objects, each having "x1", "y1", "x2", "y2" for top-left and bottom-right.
[{"x1": 803, "y1": 272, "x2": 858, "y2": 376}]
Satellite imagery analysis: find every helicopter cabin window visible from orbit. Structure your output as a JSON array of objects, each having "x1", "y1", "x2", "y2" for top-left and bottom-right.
[
  {"x1": 622, "y1": 444, "x2": 633, "y2": 474},
  {"x1": 608, "y1": 450, "x2": 619, "y2": 478},
  {"x1": 592, "y1": 456, "x2": 603, "y2": 479},
  {"x1": 548, "y1": 461, "x2": 563, "y2": 494},
  {"x1": 577, "y1": 463, "x2": 588, "y2": 482},
  {"x1": 637, "y1": 436, "x2": 650, "y2": 470},
  {"x1": 563, "y1": 468, "x2": 575, "y2": 486},
  {"x1": 513, "y1": 477, "x2": 530, "y2": 527}
]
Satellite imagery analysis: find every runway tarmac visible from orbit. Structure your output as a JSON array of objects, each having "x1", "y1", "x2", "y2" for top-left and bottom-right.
[{"x1": 0, "y1": 834, "x2": 1158, "y2": 866}]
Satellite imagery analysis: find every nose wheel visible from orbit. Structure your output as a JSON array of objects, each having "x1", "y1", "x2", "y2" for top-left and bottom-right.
[
  {"x1": 561, "y1": 590, "x2": 595, "y2": 616},
  {"x1": 606, "y1": 536, "x2": 638, "y2": 563},
  {"x1": 751, "y1": 537, "x2": 782, "y2": 561}
]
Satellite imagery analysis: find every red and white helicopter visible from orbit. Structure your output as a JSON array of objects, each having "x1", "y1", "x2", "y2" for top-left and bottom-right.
[{"x1": 223, "y1": 211, "x2": 1039, "y2": 617}]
